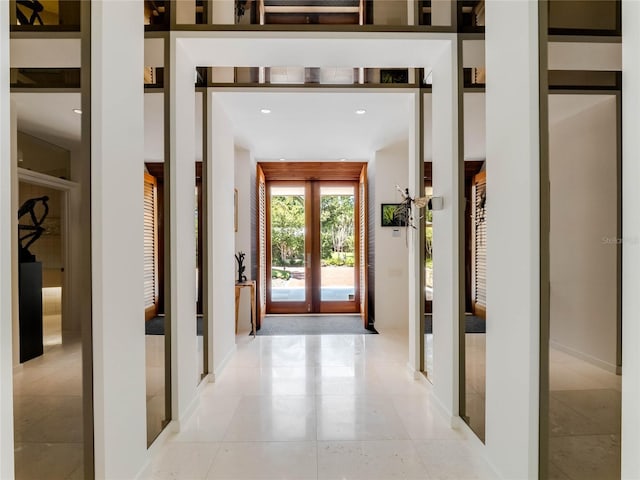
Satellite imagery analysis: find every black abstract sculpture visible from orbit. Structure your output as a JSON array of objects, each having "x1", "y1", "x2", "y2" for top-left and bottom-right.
[
  {"x1": 18, "y1": 196, "x2": 49, "y2": 263},
  {"x1": 235, "y1": 251, "x2": 247, "y2": 284},
  {"x1": 18, "y1": 195, "x2": 49, "y2": 363},
  {"x1": 393, "y1": 186, "x2": 428, "y2": 230},
  {"x1": 16, "y1": 0, "x2": 44, "y2": 26},
  {"x1": 235, "y1": 0, "x2": 251, "y2": 22}
]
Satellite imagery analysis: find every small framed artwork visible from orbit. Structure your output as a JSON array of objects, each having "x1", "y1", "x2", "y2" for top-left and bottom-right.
[
  {"x1": 381, "y1": 203, "x2": 406, "y2": 227},
  {"x1": 380, "y1": 69, "x2": 409, "y2": 84},
  {"x1": 234, "y1": 188, "x2": 238, "y2": 232}
]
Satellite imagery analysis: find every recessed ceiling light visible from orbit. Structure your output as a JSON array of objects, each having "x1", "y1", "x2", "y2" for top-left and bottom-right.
[
  {"x1": 355, "y1": 109, "x2": 366, "y2": 115},
  {"x1": 340, "y1": 158, "x2": 346, "y2": 162},
  {"x1": 261, "y1": 108, "x2": 272, "y2": 114},
  {"x1": 279, "y1": 158, "x2": 285, "y2": 162},
  {"x1": 72, "y1": 108, "x2": 82, "y2": 114}
]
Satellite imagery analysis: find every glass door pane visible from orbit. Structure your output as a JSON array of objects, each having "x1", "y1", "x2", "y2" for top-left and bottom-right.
[
  {"x1": 270, "y1": 185, "x2": 307, "y2": 304},
  {"x1": 320, "y1": 185, "x2": 356, "y2": 303}
]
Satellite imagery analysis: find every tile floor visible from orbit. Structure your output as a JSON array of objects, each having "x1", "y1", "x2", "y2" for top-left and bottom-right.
[
  {"x1": 12, "y1": 316, "x2": 621, "y2": 480},
  {"x1": 548, "y1": 348, "x2": 621, "y2": 480},
  {"x1": 141, "y1": 330, "x2": 497, "y2": 480},
  {"x1": 13, "y1": 332, "x2": 84, "y2": 480}
]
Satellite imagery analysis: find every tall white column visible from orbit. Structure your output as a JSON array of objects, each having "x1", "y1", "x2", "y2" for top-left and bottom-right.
[
  {"x1": 209, "y1": 94, "x2": 237, "y2": 376},
  {"x1": 622, "y1": 1, "x2": 640, "y2": 477},
  {"x1": 169, "y1": 36, "x2": 199, "y2": 422},
  {"x1": 430, "y1": 41, "x2": 461, "y2": 420},
  {"x1": 91, "y1": 1, "x2": 147, "y2": 477},
  {"x1": 485, "y1": 1, "x2": 540, "y2": 478},
  {"x1": 0, "y1": 1, "x2": 15, "y2": 476}
]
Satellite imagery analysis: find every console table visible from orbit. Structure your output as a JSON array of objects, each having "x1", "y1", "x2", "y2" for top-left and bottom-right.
[{"x1": 235, "y1": 280, "x2": 256, "y2": 337}]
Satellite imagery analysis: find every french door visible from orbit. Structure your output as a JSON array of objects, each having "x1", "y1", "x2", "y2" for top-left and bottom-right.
[{"x1": 266, "y1": 180, "x2": 361, "y2": 315}]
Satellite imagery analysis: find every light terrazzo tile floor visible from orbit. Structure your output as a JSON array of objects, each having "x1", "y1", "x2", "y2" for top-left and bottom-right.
[{"x1": 141, "y1": 330, "x2": 497, "y2": 480}]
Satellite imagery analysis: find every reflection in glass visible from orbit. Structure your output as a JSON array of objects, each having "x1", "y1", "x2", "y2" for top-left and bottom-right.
[
  {"x1": 14, "y1": 0, "x2": 81, "y2": 27},
  {"x1": 320, "y1": 186, "x2": 355, "y2": 302},
  {"x1": 270, "y1": 186, "x2": 306, "y2": 303},
  {"x1": 196, "y1": 181, "x2": 204, "y2": 379},
  {"x1": 144, "y1": 165, "x2": 168, "y2": 446},
  {"x1": 545, "y1": 94, "x2": 621, "y2": 479},
  {"x1": 14, "y1": 181, "x2": 86, "y2": 478},
  {"x1": 423, "y1": 173, "x2": 434, "y2": 378},
  {"x1": 461, "y1": 164, "x2": 487, "y2": 442}
]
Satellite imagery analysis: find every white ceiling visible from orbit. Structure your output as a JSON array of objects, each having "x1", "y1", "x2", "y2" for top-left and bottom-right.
[
  {"x1": 12, "y1": 90, "x2": 485, "y2": 162},
  {"x1": 215, "y1": 91, "x2": 411, "y2": 161},
  {"x1": 12, "y1": 92, "x2": 82, "y2": 151},
  {"x1": 13, "y1": 90, "x2": 611, "y2": 166}
]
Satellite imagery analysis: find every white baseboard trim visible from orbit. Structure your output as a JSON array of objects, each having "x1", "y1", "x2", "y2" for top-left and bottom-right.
[
  {"x1": 143, "y1": 418, "x2": 179, "y2": 469},
  {"x1": 134, "y1": 457, "x2": 152, "y2": 480},
  {"x1": 452, "y1": 418, "x2": 501, "y2": 479},
  {"x1": 175, "y1": 392, "x2": 201, "y2": 432},
  {"x1": 406, "y1": 361, "x2": 421, "y2": 380},
  {"x1": 430, "y1": 390, "x2": 454, "y2": 425},
  {"x1": 213, "y1": 344, "x2": 237, "y2": 380},
  {"x1": 550, "y1": 340, "x2": 621, "y2": 374}
]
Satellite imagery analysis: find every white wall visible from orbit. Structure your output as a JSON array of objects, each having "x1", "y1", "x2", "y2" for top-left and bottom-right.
[
  {"x1": 209, "y1": 95, "x2": 237, "y2": 375},
  {"x1": 424, "y1": 92, "x2": 486, "y2": 162},
  {"x1": 0, "y1": 1, "x2": 16, "y2": 474},
  {"x1": 622, "y1": 1, "x2": 640, "y2": 476},
  {"x1": 373, "y1": 139, "x2": 409, "y2": 331},
  {"x1": 234, "y1": 146, "x2": 254, "y2": 332},
  {"x1": 430, "y1": 43, "x2": 460, "y2": 417},
  {"x1": 549, "y1": 96, "x2": 618, "y2": 371},
  {"x1": 91, "y1": 1, "x2": 147, "y2": 478},
  {"x1": 485, "y1": 1, "x2": 540, "y2": 478},
  {"x1": 169, "y1": 37, "x2": 199, "y2": 422}
]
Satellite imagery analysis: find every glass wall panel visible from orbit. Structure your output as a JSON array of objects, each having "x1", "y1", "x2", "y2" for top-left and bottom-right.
[
  {"x1": 12, "y1": 0, "x2": 81, "y2": 28},
  {"x1": 196, "y1": 89, "x2": 206, "y2": 380},
  {"x1": 423, "y1": 162, "x2": 433, "y2": 378},
  {"x1": 320, "y1": 185, "x2": 356, "y2": 302},
  {"x1": 549, "y1": 0, "x2": 619, "y2": 33},
  {"x1": 459, "y1": 90, "x2": 487, "y2": 442},
  {"x1": 270, "y1": 185, "x2": 307, "y2": 304},
  {"x1": 143, "y1": 90, "x2": 170, "y2": 445},
  {"x1": 12, "y1": 85, "x2": 92, "y2": 478},
  {"x1": 143, "y1": 162, "x2": 169, "y2": 446},
  {"x1": 544, "y1": 93, "x2": 621, "y2": 480},
  {"x1": 461, "y1": 162, "x2": 486, "y2": 442}
]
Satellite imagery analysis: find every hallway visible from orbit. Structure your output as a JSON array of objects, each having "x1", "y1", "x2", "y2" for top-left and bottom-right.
[{"x1": 141, "y1": 331, "x2": 496, "y2": 479}]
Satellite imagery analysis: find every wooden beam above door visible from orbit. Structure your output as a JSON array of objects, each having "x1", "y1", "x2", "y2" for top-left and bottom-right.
[{"x1": 260, "y1": 161, "x2": 366, "y2": 182}]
